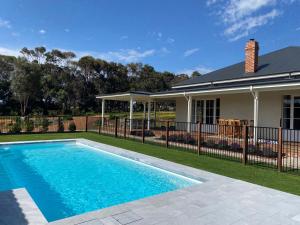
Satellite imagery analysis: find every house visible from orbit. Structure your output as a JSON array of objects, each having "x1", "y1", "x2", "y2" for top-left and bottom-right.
[{"x1": 96, "y1": 39, "x2": 300, "y2": 133}]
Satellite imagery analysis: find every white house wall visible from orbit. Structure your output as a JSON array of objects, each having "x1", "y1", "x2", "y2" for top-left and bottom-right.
[{"x1": 174, "y1": 90, "x2": 300, "y2": 128}]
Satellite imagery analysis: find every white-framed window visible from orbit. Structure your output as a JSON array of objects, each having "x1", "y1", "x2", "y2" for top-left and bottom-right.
[
  {"x1": 282, "y1": 95, "x2": 300, "y2": 130},
  {"x1": 192, "y1": 99, "x2": 220, "y2": 124}
]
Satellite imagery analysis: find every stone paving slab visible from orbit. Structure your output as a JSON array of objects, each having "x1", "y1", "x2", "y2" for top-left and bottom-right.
[{"x1": 0, "y1": 188, "x2": 47, "y2": 225}]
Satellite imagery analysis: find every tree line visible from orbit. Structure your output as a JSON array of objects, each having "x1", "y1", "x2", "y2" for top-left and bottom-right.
[{"x1": 0, "y1": 47, "x2": 196, "y2": 116}]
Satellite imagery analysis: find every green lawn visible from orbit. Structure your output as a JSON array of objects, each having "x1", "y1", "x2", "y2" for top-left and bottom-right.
[{"x1": 1, "y1": 132, "x2": 300, "y2": 196}]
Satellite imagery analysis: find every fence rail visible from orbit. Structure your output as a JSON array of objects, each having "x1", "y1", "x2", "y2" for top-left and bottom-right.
[{"x1": 1, "y1": 116, "x2": 300, "y2": 174}]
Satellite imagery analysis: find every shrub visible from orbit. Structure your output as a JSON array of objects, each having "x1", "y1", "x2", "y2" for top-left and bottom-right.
[
  {"x1": 218, "y1": 140, "x2": 229, "y2": 149},
  {"x1": 57, "y1": 118, "x2": 64, "y2": 132},
  {"x1": 64, "y1": 116, "x2": 73, "y2": 121},
  {"x1": 169, "y1": 126, "x2": 176, "y2": 131},
  {"x1": 109, "y1": 114, "x2": 117, "y2": 120},
  {"x1": 166, "y1": 134, "x2": 196, "y2": 145},
  {"x1": 41, "y1": 118, "x2": 49, "y2": 132},
  {"x1": 261, "y1": 148, "x2": 277, "y2": 158},
  {"x1": 248, "y1": 144, "x2": 259, "y2": 154},
  {"x1": 206, "y1": 139, "x2": 216, "y2": 148},
  {"x1": 68, "y1": 122, "x2": 76, "y2": 132},
  {"x1": 130, "y1": 130, "x2": 155, "y2": 137},
  {"x1": 230, "y1": 143, "x2": 242, "y2": 152},
  {"x1": 9, "y1": 117, "x2": 22, "y2": 133},
  {"x1": 25, "y1": 119, "x2": 34, "y2": 132},
  {"x1": 160, "y1": 135, "x2": 166, "y2": 140}
]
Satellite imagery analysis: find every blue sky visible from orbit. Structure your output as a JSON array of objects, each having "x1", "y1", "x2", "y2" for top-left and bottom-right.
[{"x1": 0, "y1": 0, "x2": 299, "y2": 75}]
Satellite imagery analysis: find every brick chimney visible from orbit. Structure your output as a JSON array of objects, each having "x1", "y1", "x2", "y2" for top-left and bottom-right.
[{"x1": 245, "y1": 39, "x2": 259, "y2": 73}]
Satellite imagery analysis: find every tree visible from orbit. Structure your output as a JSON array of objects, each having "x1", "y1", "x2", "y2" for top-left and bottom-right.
[
  {"x1": 0, "y1": 55, "x2": 15, "y2": 113},
  {"x1": 191, "y1": 71, "x2": 202, "y2": 77},
  {"x1": 10, "y1": 59, "x2": 42, "y2": 116},
  {"x1": 0, "y1": 46, "x2": 189, "y2": 115}
]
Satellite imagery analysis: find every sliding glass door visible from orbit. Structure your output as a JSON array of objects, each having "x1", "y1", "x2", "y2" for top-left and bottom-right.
[{"x1": 192, "y1": 99, "x2": 220, "y2": 124}]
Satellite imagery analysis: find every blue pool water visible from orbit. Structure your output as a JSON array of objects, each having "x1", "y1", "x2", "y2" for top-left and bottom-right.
[{"x1": 0, "y1": 141, "x2": 198, "y2": 222}]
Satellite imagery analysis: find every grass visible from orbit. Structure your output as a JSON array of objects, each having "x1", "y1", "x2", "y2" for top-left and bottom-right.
[{"x1": 1, "y1": 132, "x2": 300, "y2": 196}]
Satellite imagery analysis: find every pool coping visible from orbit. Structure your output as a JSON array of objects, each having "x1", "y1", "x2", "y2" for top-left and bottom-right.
[{"x1": 2, "y1": 138, "x2": 300, "y2": 225}]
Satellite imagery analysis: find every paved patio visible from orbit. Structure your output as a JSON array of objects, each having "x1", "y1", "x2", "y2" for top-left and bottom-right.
[{"x1": 2, "y1": 138, "x2": 300, "y2": 225}]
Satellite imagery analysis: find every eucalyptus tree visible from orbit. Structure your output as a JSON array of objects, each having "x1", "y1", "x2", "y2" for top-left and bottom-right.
[{"x1": 10, "y1": 59, "x2": 42, "y2": 116}]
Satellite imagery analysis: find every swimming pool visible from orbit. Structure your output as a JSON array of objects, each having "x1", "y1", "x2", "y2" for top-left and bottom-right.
[{"x1": 0, "y1": 140, "x2": 199, "y2": 222}]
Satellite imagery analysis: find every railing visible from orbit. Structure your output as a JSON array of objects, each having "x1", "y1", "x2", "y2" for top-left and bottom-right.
[{"x1": 1, "y1": 116, "x2": 300, "y2": 174}]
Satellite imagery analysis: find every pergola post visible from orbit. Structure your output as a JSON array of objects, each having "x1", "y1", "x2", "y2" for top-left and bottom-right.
[
  {"x1": 147, "y1": 100, "x2": 151, "y2": 130},
  {"x1": 143, "y1": 102, "x2": 146, "y2": 119},
  {"x1": 187, "y1": 95, "x2": 192, "y2": 132},
  {"x1": 129, "y1": 96, "x2": 133, "y2": 131},
  {"x1": 101, "y1": 99, "x2": 105, "y2": 127},
  {"x1": 253, "y1": 91, "x2": 259, "y2": 141}
]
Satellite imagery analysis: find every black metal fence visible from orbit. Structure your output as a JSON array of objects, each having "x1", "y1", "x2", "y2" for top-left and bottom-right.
[{"x1": 1, "y1": 116, "x2": 300, "y2": 174}]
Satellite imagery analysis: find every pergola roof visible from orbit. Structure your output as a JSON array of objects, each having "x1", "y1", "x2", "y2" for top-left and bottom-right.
[{"x1": 96, "y1": 91, "x2": 152, "y2": 101}]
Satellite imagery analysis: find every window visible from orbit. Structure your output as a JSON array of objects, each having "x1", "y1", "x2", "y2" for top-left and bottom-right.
[
  {"x1": 196, "y1": 100, "x2": 205, "y2": 123},
  {"x1": 206, "y1": 100, "x2": 214, "y2": 124},
  {"x1": 282, "y1": 95, "x2": 300, "y2": 130},
  {"x1": 282, "y1": 95, "x2": 291, "y2": 129},
  {"x1": 194, "y1": 99, "x2": 220, "y2": 124},
  {"x1": 216, "y1": 98, "x2": 220, "y2": 123}
]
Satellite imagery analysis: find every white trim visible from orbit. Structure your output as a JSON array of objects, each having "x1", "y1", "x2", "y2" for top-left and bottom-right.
[
  {"x1": 187, "y1": 96, "x2": 192, "y2": 132},
  {"x1": 101, "y1": 99, "x2": 105, "y2": 127},
  {"x1": 172, "y1": 72, "x2": 299, "y2": 89},
  {"x1": 147, "y1": 100, "x2": 151, "y2": 130},
  {"x1": 96, "y1": 93, "x2": 150, "y2": 99},
  {"x1": 129, "y1": 97, "x2": 134, "y2": 131}
]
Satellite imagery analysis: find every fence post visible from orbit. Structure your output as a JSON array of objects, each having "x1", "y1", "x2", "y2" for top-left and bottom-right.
[
  {"x1": 142, "y1": 119, "x2": 145, "y2": 144},
  {"x1": 98, "y1": 117, "x2": 101, "y2": 134},
  {"x1": 242, "y1": 125, "x2": 248, "y2": 165},
  {"x1": 114, "y1": 117, "x2": 118, "y2": 138},
  {"x1": 278, "y1": 127, "x2": 283, "y2": 172},
  {"x1": 124, "y1": 118, "x2": 127, "y2": 138},
  {"x1": 85, "y1": 115, "x2": 88, "y2": 132},
  {"x1": 197, "y1": 122, "x2": 202, "y2": 155},
  {"x1": 166, "y1": 121, "x2": 169, "y2": 148}
]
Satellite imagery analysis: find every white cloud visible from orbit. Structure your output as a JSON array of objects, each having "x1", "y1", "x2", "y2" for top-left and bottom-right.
[
  {"x1": 225, "y1": 9, "x2": 280, "y2": 41},
  {"x1": 296, "y1": 27, "x2": 300, "y2": 31},
  {"x1": 184, "y1": 48, "x2": 200, "y2": 57},
  {"x1": 167, "y1": 37, "x2": 175, "y2": 44},
  {"x1": 77, "y1": 48, "x2": 156, "y2": 63},
  {"x1": 105, "y1": 49, "x2": 155, "y2": 62},
  {"x1": 11, "y1": 32, "x2": 20, "y2": 37},
  {"x1": 206, "y1": 0, "x2": 295, "y2": 41},
  {"x1": 160, "y1": 47, "x2": 170, "y2": 55},
  {"x1": 120, "y1": 35, "x2": 128, "y2": 40},
  {"x1": 0, "y1": 47, "x2": 19, "y2": 56},
  {"x1": 39, "y1": 29, "x2": 46, "y2": 34},
  {"x1": 64, "y1": 28, "x2": 70, "y2": 32},
  {"x1": 177, "y1": 65, "x2": 213, "y2": 75},
  {"x1": 206, "y1": 0, "x2": 218, "y2": 6},
  {"x1": 223, "y1": 0, "x2": 276, "y2": 23},
  {"x1": 157, "y1": 32, "x2": 162, "y2": 39},
  {"x1": 0, "y1": 18, "x2": 11, "y2": 28}
]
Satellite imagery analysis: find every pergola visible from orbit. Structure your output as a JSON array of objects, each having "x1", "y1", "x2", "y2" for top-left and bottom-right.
[{"x1": 96, "y1": 91, "x2": 153, "y2": 131}]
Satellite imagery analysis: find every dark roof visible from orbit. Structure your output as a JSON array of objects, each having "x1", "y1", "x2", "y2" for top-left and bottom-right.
[
  {"x1": 154, "y1": 76, "x2": 300, "y2": 95},
  {"x1": 174, "y1": 46, "x2": 300, "y2": 87}
]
